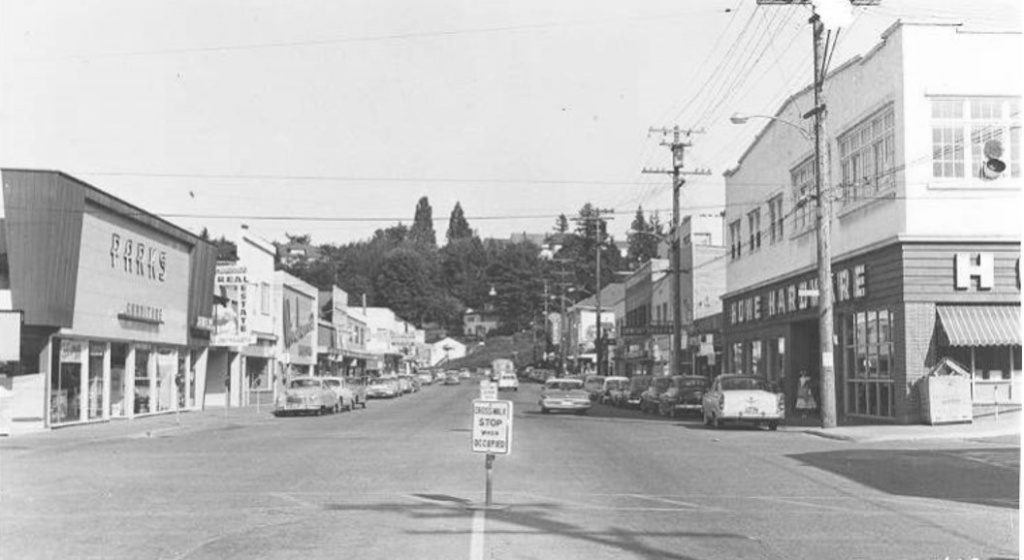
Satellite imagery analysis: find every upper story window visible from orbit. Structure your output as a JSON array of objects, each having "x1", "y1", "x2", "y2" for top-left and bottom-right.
[
  {"x1": 839, "y1": 105, "x2": 896, "y2": 203},
  {"x1": 767, "y1": 195, "x2": 784, "y2": 244},
  {"x1": 790, "y1": 157, "x2": 815, "y2": 233},
  {"x1": 260, "y1": 282, "x2": 271, "y2": 315},
  {"x1": 747, "y1": 208, "x2": 761, "y2": 253},
  {"x1": 729, "y1": 220, "x2": 742, "y2": 260},
  {"x1": 931, "y1": 96, "x2": 1021, "y2": 180}
]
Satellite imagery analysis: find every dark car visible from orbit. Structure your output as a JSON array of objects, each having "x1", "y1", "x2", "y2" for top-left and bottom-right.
[
  {"x1": 624, "y1": 375, "x2": 652, "y2": 408},
  {"x1": 658, "y1": 375, "x2": 710, "y2": 418},
  {"x1": 639, "y1": 376, "x2": 673, "y2": 414}
]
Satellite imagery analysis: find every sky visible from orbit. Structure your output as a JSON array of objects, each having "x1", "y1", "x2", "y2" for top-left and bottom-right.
[{"x1": 1, "y1": 0, "x2": 1019, "y2": 246}]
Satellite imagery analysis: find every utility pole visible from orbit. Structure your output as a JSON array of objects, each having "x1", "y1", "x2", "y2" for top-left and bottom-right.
[
  {"x1": 572, "y1": 209, "x2": 615, "y2": 376},
  {"x1": 755, "y1": 0, "x2": 879, "y2": 428},
  {"x1": 643, "y1": 126, "x2": 710, "y2": 377}
]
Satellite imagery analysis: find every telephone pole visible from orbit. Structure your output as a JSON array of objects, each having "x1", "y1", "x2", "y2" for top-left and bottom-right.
[
  {"x1": 755, "y1": 0, "x2": 878, "y2": 428},
  {"x1": 643, "y1": 126, "x2": 711, "y2": 377},
  {"x1": 571, "y1": 209, "x2": 615, "y2": 376}
]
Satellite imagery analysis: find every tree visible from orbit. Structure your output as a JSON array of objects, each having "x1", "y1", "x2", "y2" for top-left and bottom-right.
[
  {"x1": 552, "y1": 202, "x2": 624, "y2": 297},
  {"x1": 285, "y1": 233, "x2": 312, "y2": 245},
  {"x1": 445, "y1": 202, "x2": 473, "y2": 243},
  {"x1": 374, "y1": 248, "x2": 436, "y2": 323},
  {"x1": 554, "y1": 214, "x2": 569, "y2": 234},
  {"x1": 485, "y1": 241, "x2": 546, "y2": 333},
  {"x1": 626, "y1": 205, "x2": 663, "y2": 269},
  {"x1": 409, "y1": 196, "x2": 437, "y2": 248}
]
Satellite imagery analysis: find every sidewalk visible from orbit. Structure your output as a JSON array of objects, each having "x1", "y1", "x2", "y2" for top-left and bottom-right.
[
  {"x1": 792, "y1": 408, "x2": 1021, "y2": 443},
  {"x1": 0, "y1": 405, "x2": 277, "y2": 451}
]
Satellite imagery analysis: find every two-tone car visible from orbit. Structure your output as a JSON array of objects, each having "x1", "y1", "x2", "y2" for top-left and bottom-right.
[
  {"x1": 539, "y1": 378, "x2": 591, "y2": 415},
  {"x1": 599, "y1": 376, "x2": 629, "y2": 404},
  {"x1": 497, "y1": 372, "x2": 519, "y2": 392},
  {"x1": 658, "y1": 375, "x2": 710, "y2": 418},
  {"x1": 321, "y1": 376, "x2": 358, "y2": 411},
  {"x1": 274, "y1": 377, "x2": 340, "y2": 416},
  {"x1": 701, "y1": 374, "x2": 784, "y2": 430}
]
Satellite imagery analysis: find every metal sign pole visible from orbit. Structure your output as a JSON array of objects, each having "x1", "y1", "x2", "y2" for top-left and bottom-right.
[{"x1": 485, "y1": 453, "x2": 495, "y2": 506}]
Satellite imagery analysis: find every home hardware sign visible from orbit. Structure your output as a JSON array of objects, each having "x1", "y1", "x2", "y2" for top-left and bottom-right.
[{"x1": 729, "y1": 264, "x2": 866, "y2": 326}]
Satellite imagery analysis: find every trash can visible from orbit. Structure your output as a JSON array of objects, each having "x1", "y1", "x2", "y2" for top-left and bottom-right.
[{"x1": 919, "y1": 358, "x2": 973, "y2": 425}]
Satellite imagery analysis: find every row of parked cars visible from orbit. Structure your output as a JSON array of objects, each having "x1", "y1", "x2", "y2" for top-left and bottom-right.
[
  {"x1": 578, "y1": 373, "x2": 785, "y2": 430},
  {"x1": 274, "y1": 371, "x2": 444, "y2": 416}
]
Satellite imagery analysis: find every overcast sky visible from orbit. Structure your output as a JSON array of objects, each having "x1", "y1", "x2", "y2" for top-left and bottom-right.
[{"x1": 1, "y1": 0, "x2": 1019, "y2": 245}]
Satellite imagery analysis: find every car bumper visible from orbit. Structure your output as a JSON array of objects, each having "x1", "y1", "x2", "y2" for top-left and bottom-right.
[
  {"x1": 673, "y1": 403, "x2": 702, "y2": 411},
  {"x1": 276, "y1": 402, "x2": 319, "y2": 412},
  {"x1": 720, "y1": 411, "x2": 783, "y2": 421},
  {"x1": 540, "y1": 399, "x2": 591, "y2": 411},
  {"x1": 367, "y1": 389, "x2": 395, "y2": 398}
]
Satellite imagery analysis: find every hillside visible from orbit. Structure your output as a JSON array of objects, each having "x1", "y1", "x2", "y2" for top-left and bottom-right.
[{"x1": 445, "y1": 333, "x2": 542, "y2": 370}]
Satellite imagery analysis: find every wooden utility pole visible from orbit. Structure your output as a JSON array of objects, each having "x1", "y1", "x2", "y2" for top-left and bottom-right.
[
  {"x1": 572, "y1": 209, "x2": 615, "y2": 376},
  {"x1": 643, "y1": 127, "x2": 710, "y2": 377}
]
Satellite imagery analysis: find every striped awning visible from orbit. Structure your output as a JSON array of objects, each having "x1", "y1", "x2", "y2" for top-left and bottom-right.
[{"x1": 937, "y1": 305, "x2": 1021, "y2": 347}]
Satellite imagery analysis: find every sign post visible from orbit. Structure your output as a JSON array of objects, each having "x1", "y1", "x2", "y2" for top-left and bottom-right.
[{"x1": 472, "y1": 399, "x2": 513, "y2": 507}]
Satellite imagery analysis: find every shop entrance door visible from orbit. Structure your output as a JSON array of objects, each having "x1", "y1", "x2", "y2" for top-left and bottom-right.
[{"x1": 787, "y1": 320, "x2": 820, "y2": 415}]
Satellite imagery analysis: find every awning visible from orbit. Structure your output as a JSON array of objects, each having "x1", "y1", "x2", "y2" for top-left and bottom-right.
[{"x1": 937, "y1": 305, "x2": 1021, "y2": 347}]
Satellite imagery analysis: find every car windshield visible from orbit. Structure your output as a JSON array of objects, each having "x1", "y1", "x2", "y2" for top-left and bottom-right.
[
  {"x1": 720, "y1": 377, "x2": 768, "y2": 391},
  {"x1": 546, "y1": 380, "x2": 584, "y2": 391},
  {"x1": 289, "y1": 379, "x2": 320, "y2": 389}
]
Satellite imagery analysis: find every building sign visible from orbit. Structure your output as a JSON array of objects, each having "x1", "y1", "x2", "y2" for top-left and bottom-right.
[
  {"x1": 60, "y1": 339, "x2": 84, "y2": 363},
  {"x1": 621, "y1": 323, "x2": 673, "y2": 337},
  {"x1": 117, "y1": 302, "x2": 164, "y2": 324},
  {"x1": 728, "y1": 264, "x2": 867, "y2": 326},
  {"x1": 283, "y1": 286, "x2": 316, "y2": 362},
  {"x1": 954, "y1": 253, "x2": 995, "y2": 291},
  {"x1": 212, "y1": 265, "x2": 256, "y2": 346},
  {"x1": 109, "y1": 233, "x2": 168, "y2": 282}
]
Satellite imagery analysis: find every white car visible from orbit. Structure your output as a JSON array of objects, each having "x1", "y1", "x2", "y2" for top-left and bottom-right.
[
  {"x1": 320, "y1": 376, "x2": 357, "y2": 411},
  {"x1": 701, "y1": 374, "x2": 784, "y2": 430},
  {"x1": 497, "y1": 372, "x2": 519, "y2": 391}
]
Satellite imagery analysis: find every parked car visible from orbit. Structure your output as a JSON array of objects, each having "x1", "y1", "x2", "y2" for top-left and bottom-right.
[
  {"x1": 321, "y1": 376, "x2": 357, "y2": 411},
  {"x1": 583, "y1": 375, "x2": 606, "y2": 401},
  {"x1": 599, "y1": 376, "x2": 630, "y2": 404},
  {"x1": 658, "y1": 376, "x2": 710, "y2": 418},
  {"x1": 539, "y1": 378, "x2": 591, "y2": 414},
  {"x1": 622, "y1": 375, "x2": 652, "y2": 408},
  {"x1": 366, "y1": 376, "x2": 399, "y2": 398},
  {"x1": 701, "y1": 374, "x2": 784, "y2": 430},
  {"x1": 497, "y1": 372, "x2": 519, "y2": 391},
  {"x1": 275, "y1": 377, "x2": 340, "y2": 416},
  {"x1": 417, "y1": 372, "x2": 434, "y2": 386},
  {"x1": 347, "y1": 376, "x2": 368, "y2": 408},
  {"x1": 443, "y1": 373, "x2": 461, "y2": 385},
  {"x1": 639, "y1": 376, "x2": 673, "y2": 414},
  {"x1": 459, "y1": 369, "x2": 472, "y2": 379}
]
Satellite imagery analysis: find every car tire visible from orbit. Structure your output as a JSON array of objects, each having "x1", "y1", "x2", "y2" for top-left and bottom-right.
[{"x1": 711, "y1": 413, "x2": 720, "y2": 429}]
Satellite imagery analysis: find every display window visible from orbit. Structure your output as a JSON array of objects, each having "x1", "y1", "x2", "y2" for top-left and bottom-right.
[
  {"x1": 842, "y1": 309, "x2": 895, "y2": 417},
  {"x1": 134, "y1": 348, "x2": 152, "y2": 414},
  {"x1": 155, "y1": 349, "x2": 176, "y2": 412},
  {"x1": 110, "y1": 343, "x2": 128, "y2": 417},
  {"x1": 88, "y1": 342, "x2": 106, "y2": 420},
  {"x1": 51, "y1": 339, "x2": 84, "y2": 425}
]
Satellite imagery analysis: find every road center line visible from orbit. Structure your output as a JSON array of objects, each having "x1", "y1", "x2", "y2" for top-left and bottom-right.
[{"x1": 469, "y1": 509, "x2": 486, "y2": 560}]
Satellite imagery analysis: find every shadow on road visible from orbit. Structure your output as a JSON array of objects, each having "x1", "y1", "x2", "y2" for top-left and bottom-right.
[
  {"x1": 323, "y1": 495, "x2": 749, "y2": 559},
  {"x1": 787, "y1": 448, "x2": 1020, "y2": 509}
]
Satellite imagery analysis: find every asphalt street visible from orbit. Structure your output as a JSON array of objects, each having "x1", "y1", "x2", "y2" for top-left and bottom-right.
[{"x1": 1, "y1": 379, "x2": 1018, "y2": 560}]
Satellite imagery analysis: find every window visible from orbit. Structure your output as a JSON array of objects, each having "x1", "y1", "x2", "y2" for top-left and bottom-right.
[
  {"x1": 842, "y1": 309, "x2": 894, "y2": 417},
  {"x1": 730, "y1": 342, "x2": 744, "y2": 374},
  {"x1": 839, "y1": 105, "x2": 896, "y2": 203},
  {"x1": 790, "y1": 158, "x2": 815, "y2": 233},
  {"x1": 729, "y1": 220, "x2": 742, "y2": 260},
  {"x1": 930, "y1": 96, "x2": 1021, "y2": 180},
  {"x1": 260, "y1": 282, "x2": 271, "y2": 315},
  {"x1": 747, "y1": 209, "x2": 761, "y2": 252},
  {"x1": 767, "y1": 195, "x2": 784, "y2": 244}
]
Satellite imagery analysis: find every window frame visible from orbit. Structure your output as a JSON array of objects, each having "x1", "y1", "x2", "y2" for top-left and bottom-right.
[
  {"x1": 747, "y1": 208, "x2": 761, "y2": 253},
  {"x1": 789, "y1": 157, "x2": 815, "y2": 235},
  {"x1": 929, "y1": 95, "x2": 1021, "y2": 183},
  {"x1": 839, "y1": 105, "x2": 897, "y2": 204}
]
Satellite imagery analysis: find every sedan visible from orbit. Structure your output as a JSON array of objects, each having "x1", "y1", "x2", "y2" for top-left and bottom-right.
[
  {"x1": 275, "y1": 377, "x2": 340, "y2": 416},
  {"x1": 321, "y1": 376, "x2": 358, "y2": 411},
  {"x1": 443, "y1": 373, "x2": 461, "y2": 385},
  {"x1": 539, "y1": 378, "x2": 591, "y2": 415},
  {"x1": 366, "y1": 377, "x2": 399, "y2": 398},
  {"x1": 497, "y1": 373, "x2": 519, "y2": 391},
  {"x1": 658, "y1": 376, "x2": 710, "y2": 418},
  {"x1": 701, "y1": 374, "x2": 784, "y2": 430},
  {"x1": 639, "y1": 376, "x2": 672, "y2": 415}
]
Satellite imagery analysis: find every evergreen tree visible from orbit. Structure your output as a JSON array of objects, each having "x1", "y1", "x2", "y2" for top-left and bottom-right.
[
  {"x1": 626, "y1": 205, "x2": 662, "y2": 268},
  {"x1": 445, "y1": 202, "x2": 473, "y2": 242},
  {"x1": 554, "y1": 213, "x2": 569, "y2": 234},
  {"x1": 409, "y1": 196, "x2": 437, "y2": 248}
]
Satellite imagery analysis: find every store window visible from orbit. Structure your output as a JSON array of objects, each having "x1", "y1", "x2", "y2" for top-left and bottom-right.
[
  {"x1": 730, "y1": 342, "x2": 743, "y2": 374},
  {"x1": 155, "y1": 349, "x2": 176, "y2": 412},
  {"x1": 747, "y1": 209, "x2": 761, "y2": 253},
  {"x1": 134, "y1": 347, "x2": 152, "y2": 414},
  {"x1": 930, "y1": 96, "x2": 1021, "y2": 180},
  {"x1": 750, "y1": 340, "x2": 764, "y2": 377},
  {"x1": 839, "y1": 105, "x2": 896, "y2": 203},
  {"x1": 842, "y1": 309, "x2": 895, "y2": 417},
  {"x1": 110, "y1": 343, "x2": 128, "y2": 417},
  {"x1": 768, "y1": 195, "x2": 784, "y2": 244},
  {"x1": 51, "y1": 339, "x2": 83, "y2": 424},
  {"x1": 88, "y1": 342, "x2": 106, "y2": 420},
  {"x1": 729, "y1": 220, "x2": 742, "y2": 260}
]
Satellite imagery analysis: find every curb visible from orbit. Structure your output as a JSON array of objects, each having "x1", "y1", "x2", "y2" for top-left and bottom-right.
[{"x1": 801, "y1": 426, "x2": 1021, "y2": 444}]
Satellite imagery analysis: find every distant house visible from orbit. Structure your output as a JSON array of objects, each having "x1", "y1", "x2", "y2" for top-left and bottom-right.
[
  {"x1": 277, "y1": 241, "x2": 321, "y2": 267},
  {"x1": 429, "y1": 337, "x2": 467, "y2": 366},
  {"x1": 463, "y1": 308, "x2": 501, "y2": 339},
  {"x1": 509, "y1": 231, "x2": 566, "y2": 260}
]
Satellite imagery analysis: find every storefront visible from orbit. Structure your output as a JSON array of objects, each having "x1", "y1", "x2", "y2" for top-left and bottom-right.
[
  {"x1": 1, "y1": 170, "x2": 217, "y2": 429},
  {"x1": 722, "y1": 241, "x2": 1021, "y2": 423},
  {"x1": 278, "y1": 273, "x2": 317, "y2": 379}
]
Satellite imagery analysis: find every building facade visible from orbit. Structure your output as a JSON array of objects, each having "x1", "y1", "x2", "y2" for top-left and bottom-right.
[
  {"x1": 0, "y1": 169, "x2": 216, "y2": 431},
  {"x1": 721, "y1": 22, "x2": 1021, "y2": 423}
]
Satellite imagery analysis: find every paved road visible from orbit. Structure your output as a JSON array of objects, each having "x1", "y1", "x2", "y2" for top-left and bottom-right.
[{"x1": 1, "y1": 379, "x2": 1018, "y2": 559}]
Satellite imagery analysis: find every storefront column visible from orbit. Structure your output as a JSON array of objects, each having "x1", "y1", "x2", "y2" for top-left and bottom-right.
[
  {"x1": 125, "y1": 346, "x2": 136, "y2": 419},
  {"x1": 229, "y1": 352, "x2": 242, "y2": 407},
  {"x1": 77, "y1": 342, "x2": 88, "y2": 423},
  {"x1": 194, "y1": 348, "x2": 208, "y2": 411},
  {"x1": 102, "y1": 343, "x2": 111, "y2": 420}
]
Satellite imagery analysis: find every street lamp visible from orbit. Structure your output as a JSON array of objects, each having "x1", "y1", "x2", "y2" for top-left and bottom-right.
[{"x1": 730, "y1": 113, "x2": 812, "y2": 143}]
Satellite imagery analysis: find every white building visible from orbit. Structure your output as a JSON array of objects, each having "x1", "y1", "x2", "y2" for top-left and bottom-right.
[
  {"x1": 429, "y1": 337, "x2": 467, "y2": 366},
  {"x1": 722, "y1": 22, "x2": 1021, "y2": 423}
]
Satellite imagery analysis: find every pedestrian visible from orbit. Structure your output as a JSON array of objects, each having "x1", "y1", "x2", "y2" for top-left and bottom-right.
[{"x1": 795, "y1": 370, "x2": 816, "y2": 417}]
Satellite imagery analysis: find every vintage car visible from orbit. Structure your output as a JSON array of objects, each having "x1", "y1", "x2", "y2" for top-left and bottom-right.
[
  {"x1": 701, "y1": 374, "x2": 784, "y2": 430},
  {"x1": 443, "y1": 372, "x2": 461, "y2": 385},
  {"x1": 658, "y1": 375, "x2": 710, "y2": 418},
  {"x1": 623, "y1": 375, "x2": 652, "y2": 408},
  {"x1": 583, "y1": 375, "x2": 606, "y2": 401},
  {"x1": 539, "y1": 378, "x2": 591, "y2": 414},
  {"x1": 366, "y1": 376, "x2": 400, "y2": 398},
  {"x1": 275, "y1": 377, "x2": 340, "y2": 416},
  {"x1": 497, "y1": 372, "x2": 519, "y2": 391},
  {"x1": 346, "y1": 376, "x2": 368, "y2": 408},
  {"x1": 417, "y1": 372, "x2": 434, "y2": 386},
  {"x1": 320, "y1": 376, "x2": 357, "y2": 411},
  {"x1": 599, "y1": 376, "x2": 630, "y2": 404},
  {"x1": 639, "y1": 375, "x2": 673, "y2": 414}
]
